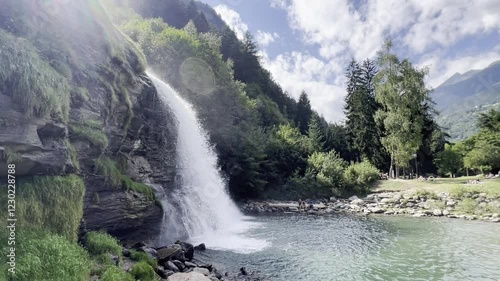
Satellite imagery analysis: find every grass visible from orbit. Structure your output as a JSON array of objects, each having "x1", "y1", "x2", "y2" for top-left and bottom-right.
[
  {"x1": 129, "y1": 262, "x2": 157, "y2": 281},
  {"x1": 121, "y1": 176, "x2": 156, "y2": 201},
  {"x1": 373, "y1": 177, "x2": 500, "y2": 198},
  {"x1": 96, "y1": 156, "x2": 156, "y2": 200},
  {"x1": 0, "y1": 29, "x2": 70, "y2": 121},
  {"x1": 85, "y1": 232, "x2": 122, "y2": 257},
  {"x1": 70, "y1": 120, "x2": 109, "y2": 150},
  {"x1": 0, "y1": 175, "x2": 86, "y2": 242},
  {"x1": 3, "y1": 230, "x2": 90, "y2": 281},
  {"x1": 65, "y1": 140, "x2": 80, "y2": 171},
  {"x1": 130, "y1": 250, "x2": 158, "y2": 268},
  {"x1": 100, "y1": 266, "x2": 134, "y2": 281}
]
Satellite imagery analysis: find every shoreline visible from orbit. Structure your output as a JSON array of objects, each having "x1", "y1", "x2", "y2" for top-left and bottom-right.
[{"x1": 240, "y1": 191, "x2": 500, "y2": 223}]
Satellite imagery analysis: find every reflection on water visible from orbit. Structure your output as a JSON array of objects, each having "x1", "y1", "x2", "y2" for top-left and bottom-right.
[{"x1": 195, "y1": 214, "x2": 500, "y2": 281}]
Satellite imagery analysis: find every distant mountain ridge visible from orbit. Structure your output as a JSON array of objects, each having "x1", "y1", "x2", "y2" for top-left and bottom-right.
[{"x1": 434, "y1": 60, "x2": 500, "y2": 141}]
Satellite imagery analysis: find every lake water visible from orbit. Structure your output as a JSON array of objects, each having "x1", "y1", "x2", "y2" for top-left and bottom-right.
[{"x1": 194, "y1": 214, "x2": 500, "y2": 281}]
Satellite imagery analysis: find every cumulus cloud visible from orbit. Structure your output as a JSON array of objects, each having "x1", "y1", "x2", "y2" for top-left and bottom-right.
[
  {"x1": 261, "y1": 51, "x2": 346, "y2": 122},
  {"x1": 255, "y1": 30, "x2": 280, "y2": 47},
  {"x1": 214, "y1": 4, "x2": 248, "y2": 40}
]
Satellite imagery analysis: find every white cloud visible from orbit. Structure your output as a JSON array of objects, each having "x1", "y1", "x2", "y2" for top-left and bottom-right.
[
  {"x1": 255, "y1": 31, "x2": 280, "y2": 47},
  {"x1": 261, "y1": 51, "x2": 346, "y2": 122},
  {"x1": 214, "y1": 4, "x2": 248, "y2": 40},
  {"x1": 278, "y1": 0, "x2": 500, "y2": 59}
]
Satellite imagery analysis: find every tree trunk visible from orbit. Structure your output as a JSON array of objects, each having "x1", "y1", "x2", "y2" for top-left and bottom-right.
[{"x1": 389, "y1": 154, "x2": 394, "y2": 178}]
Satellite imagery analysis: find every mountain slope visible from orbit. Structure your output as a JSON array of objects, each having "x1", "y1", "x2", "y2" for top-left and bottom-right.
[{"x1": 434, "y1": 60, "x2": 500, "y2": 141}]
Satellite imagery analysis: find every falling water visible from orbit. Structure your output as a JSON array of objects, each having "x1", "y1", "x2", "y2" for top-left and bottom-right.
[{"x1": 148, "y1": 72, "x2": 268, "y2": 253}]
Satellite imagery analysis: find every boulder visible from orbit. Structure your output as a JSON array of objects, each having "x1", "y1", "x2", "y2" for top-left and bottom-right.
[
  {"x1": 348, "y1": 195, "x2": 359, "y2": 201},
  {"x1": 194, "y1": 243, "x2": 206, "y2": 251},
  {"x1": 140, "y1": 246, "x2": 159, "y2": 259},
  {"x1": 167, "y1": 272, "x2": 211, "y2": 281},
  {"x1": 351, "y1": 199, "x2": 364, "y2": 205},
  {"x1": 158, "y1": 244, "x2": 184, "y2": 263},
  {"x1": 446, "y1": 200, "x2": 456, "y2": 207},
  {"x1": 442, "y1": 210, "x2": 450, "y2": 216},
  {"x1": 193, "y1": 267, "x2": 210, "y2": 276},
  {"x1": 185, "y1": 261, "x2": 198, "y2": 268},
  {"x1": 329, "y1": 196, "x2": 337, "y2": 202},
  {"x1": 369, "y1": 207, "x2": 385, "y2": 214},
  {"x1": 167, "y1": 261, "x2": 180, "y2": 273},
  {"x1": 172, "y1": 260, "x2": 186, "y2": 272},
  {"x1": 433, "y1": 209, "x2": 443, "y2": 216},
  {"x1": 176, "y1": 241, "x2": 194, "y2": 261}
]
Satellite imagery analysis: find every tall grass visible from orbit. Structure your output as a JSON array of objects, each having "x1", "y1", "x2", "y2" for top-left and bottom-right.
[
  {"x1": 2, "y1": 176, "x2": 86, "y2": 242},
  {"x1": 0, "y1": 29, "x2": 70, "y2": 121}
]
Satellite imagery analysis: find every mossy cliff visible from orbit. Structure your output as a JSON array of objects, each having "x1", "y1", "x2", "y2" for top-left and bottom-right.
[{"x1": 0, "y1": 0, "x2": 177, "y2": 243}]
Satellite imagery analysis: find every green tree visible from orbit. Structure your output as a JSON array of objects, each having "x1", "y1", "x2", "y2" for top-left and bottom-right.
[
  {"x1": 434, "y1": 144, "x2": 463, "y2": 177},
  {"x1": 295, "y1": 91, "x2": 313, "y2": 134},
  {"x1": 307, "y1": 112, "x2": 326, "y2": 153},
  {"x1": 374, "y1": 40, "x2": 430, "y2": 178}
]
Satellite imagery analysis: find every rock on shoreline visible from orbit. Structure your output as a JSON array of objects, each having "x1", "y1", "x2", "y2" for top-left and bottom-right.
[
  {"x1": 120, "y1": 241, "x2": 268, "y2": 281},
  {"x1": 240, "y1": 192, "x2": 500, "y2": 223}
]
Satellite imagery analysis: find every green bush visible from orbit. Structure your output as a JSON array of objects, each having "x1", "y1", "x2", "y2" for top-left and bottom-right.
[
  {"x1": 4, "y1": 176, "x2": 86, "y2": 242},
  {"x1": 85, "y1": 232, "x2": 122, "y2": 257},
  {"x1": 8, "y1": 231, "x2": 90, "y2": 281},
  {"x1": 130, "y1": 250, "x2": 158, "y2": 268},
  {"x1": 307, "y1": 151, "x2": 346, "y2": 192},
  {"x1": 415, "y1": 189, "x2": 438, "y2": 200},
  {"x1": 100, "y1": 266, "x2": 134, "y2": 281},
  {"x1": 70, "y1": 120, "x2": 109, "y2": 150},
  {"x1": 455, "y1": 198, "x2": 478, "y2": 214},
  {"x1": 129, "y1": 262, "x2": 156, "y2": 281},
  {"x1": 344, "y1": 161, "x2": 379, "y2": 188},
  {"x1": 90, "y1": 253, "x2": 118, "y2": 276}
]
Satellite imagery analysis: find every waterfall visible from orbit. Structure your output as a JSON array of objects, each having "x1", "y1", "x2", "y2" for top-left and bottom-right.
[{"x1": 148, "y1": 72, "x2": 268, "y2": 253}]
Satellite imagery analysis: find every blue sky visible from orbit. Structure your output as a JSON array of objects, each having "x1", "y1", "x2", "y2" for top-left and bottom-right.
[{"x1": 203, "y1": 0, "x2": 500, "y2": 122}]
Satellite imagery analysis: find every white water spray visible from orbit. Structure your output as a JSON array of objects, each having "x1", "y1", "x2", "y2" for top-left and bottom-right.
[{"x1": 148, "y1": 72, "x2": 268, "y2": 253}]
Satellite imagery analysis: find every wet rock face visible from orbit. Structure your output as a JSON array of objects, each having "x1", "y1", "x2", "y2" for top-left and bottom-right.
[{"x1": 0, "y1": 94, "x2": 72, "y2": 177}]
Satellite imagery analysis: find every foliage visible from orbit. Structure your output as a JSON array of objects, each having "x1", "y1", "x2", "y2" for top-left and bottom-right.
[
  {"x1": 100, "y1": 266, "x2": 134, "y2": 281},
  {"x1": 374, "y1": 40, "x2": 431, "y2": 177},
  {"x1": 130, "y1": 250, "x2": 158, "y2": 268},
  {"x1": 307, "y1": 151, "x2": 346, "y2": 194},
  {"x1": 85, "y1": 232, "x2": 122, "y2": 257},
  {"x1": 129, "y1": 262, "x2": 156, "y2": 281},
  {"x1": 7, "y1": 230, "x2": 90, "y2": 281},
  {"x1": 344, "y1": 161, "x2": 380, "y2": 189},
  {"x1": 434, "y1": 144, "x2": 464, "y2": 177}
]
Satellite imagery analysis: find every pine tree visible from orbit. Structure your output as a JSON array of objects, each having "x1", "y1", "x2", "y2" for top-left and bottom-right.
[
  {"x1": 295, "y1": 91, "x2": 313, "y2": 134},
  {"x1": 307, "y1": 113, "x2": 326, "y2": 153}
]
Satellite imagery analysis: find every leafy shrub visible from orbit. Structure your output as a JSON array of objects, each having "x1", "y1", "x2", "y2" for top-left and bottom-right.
[
  {"x1": 130, "y1": 250, "x2": 158, "y2": 268},
  {"x1": 129, "y1": 262, "x2": 156, "y2": 281},
  {"x1": 307, "y1": 151, "x2": 346, "y2": 193},
  {"x1": 85, "y1": 232, "x2": 122, "y2": 257},
  {"x1": 9, "y1": 231, "x2": 90, "y2": 281},
  {"x1": 344, "y1": 161, "x2": 379, "y2": 188},
  {"x1": 100, "y1": 266, "x2": 134, "y2": 281}
]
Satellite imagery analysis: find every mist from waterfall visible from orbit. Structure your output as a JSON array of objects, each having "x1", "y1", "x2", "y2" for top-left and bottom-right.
[{"x1": 148, "y1": 72, "x2": 268, "y2": 253}]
